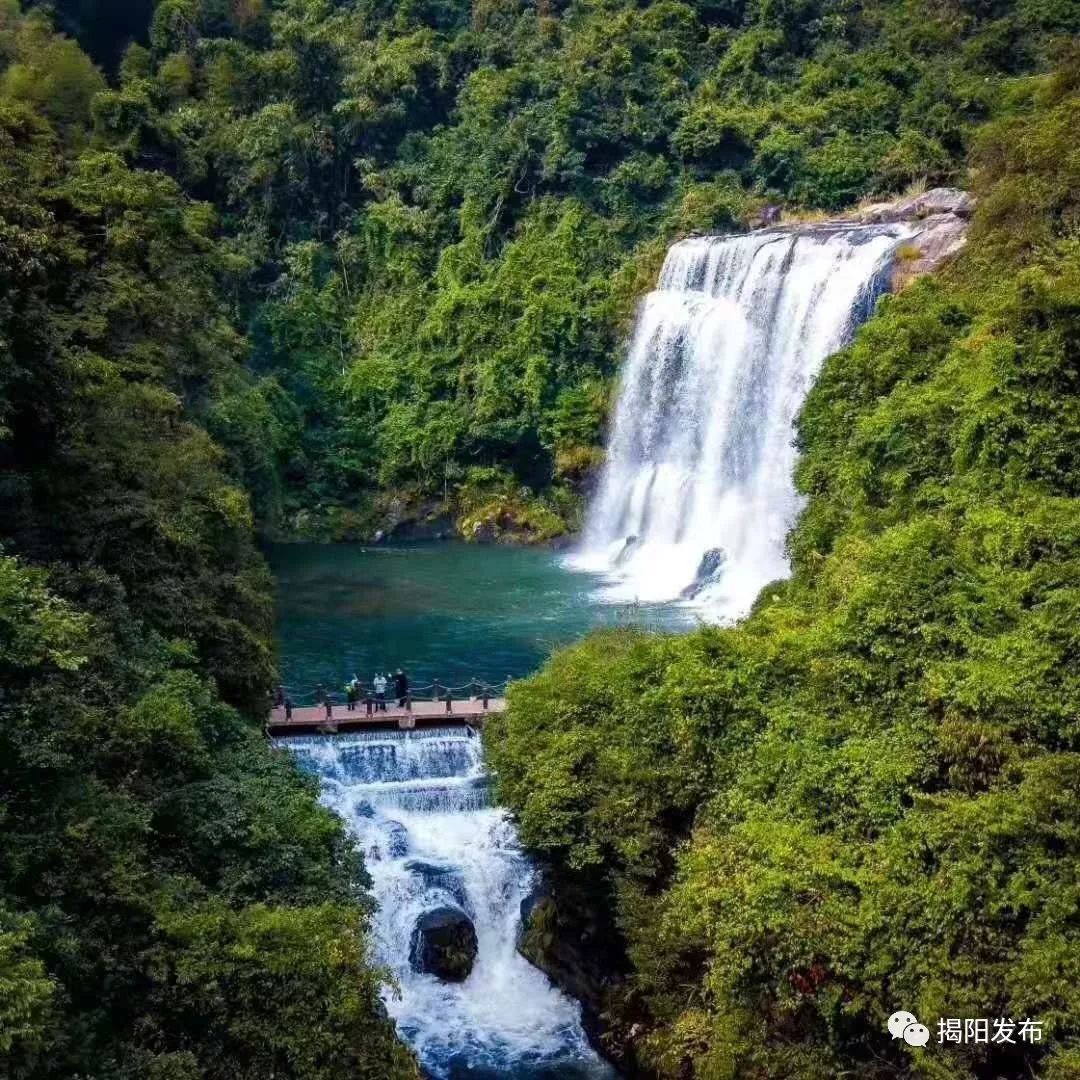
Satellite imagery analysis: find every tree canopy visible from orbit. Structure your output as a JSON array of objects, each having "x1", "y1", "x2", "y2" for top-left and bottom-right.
[
  {"x1": 485, "y1": 63, "x2": 1080, "y2": 1079},
  {"x1": 52, "y1": 0, "x2": 1080, "y2": 538},
  {"x1": 0, "y1": 6, "x2": 417, "y2": 1076}
]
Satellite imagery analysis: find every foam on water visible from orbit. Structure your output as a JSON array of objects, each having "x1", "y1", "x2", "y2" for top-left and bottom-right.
[
  {"x1": 572, "y1": 224, "x2": 910, "y2": 619},
  {"x1": 278, "y1": 729, "x2": 615, "y2": 1079}
]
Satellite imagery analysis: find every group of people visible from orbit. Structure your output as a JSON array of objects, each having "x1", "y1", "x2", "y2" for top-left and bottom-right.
[
  {"x1": 273, "y1": 671, "x2": 410, "y2": 720},
  {"x1": 342, "y1": 670, "x2": 410, "y2": 712}
]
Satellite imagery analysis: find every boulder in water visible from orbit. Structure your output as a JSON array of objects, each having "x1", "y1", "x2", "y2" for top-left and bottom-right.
[
  {"x1": 409, "y1": 906, "x2": 478, "y2": 982},
  {"x1": 376, "y1": 820, "x2": 408, "y2": 860},
  {"x1": 680, "y1": 548, "x2": 726, "y2": 599}
]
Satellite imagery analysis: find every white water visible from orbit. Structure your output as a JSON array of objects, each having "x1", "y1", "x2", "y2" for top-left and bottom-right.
[
  {"x1": 572, "y1": 224, "x2": 910, "y2": 618},
  {"x1": 278, "y1": 729, "x2": 615, "y2": 1079}
]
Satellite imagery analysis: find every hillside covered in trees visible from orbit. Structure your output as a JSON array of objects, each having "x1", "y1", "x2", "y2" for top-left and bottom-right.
[
  {"x1": 2, "y1": 0, "x2": 1079, "y2": 1077},
  {"x1": 23, "y1": 0, "x2": 1078, "y2": 540},
  {"x1": 0, "y1": 4, "x2": 418, "y2": 1077},
  {"x1": 487, "y1": 59, "x2": 1080, "y2": 1080}
]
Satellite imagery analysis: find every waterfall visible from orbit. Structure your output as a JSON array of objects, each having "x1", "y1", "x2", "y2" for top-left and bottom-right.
[
  {"x1": 572, "y1": 223, "x2": 910, "y2": 618},
  {"x1": 278, "y1": 729, "x2": 614, "y2": 1080}
]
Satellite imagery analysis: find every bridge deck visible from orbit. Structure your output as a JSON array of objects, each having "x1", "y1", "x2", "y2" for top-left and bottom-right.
[{"x1": 266, "y1": 698, "x2": 505, "y2": 735}]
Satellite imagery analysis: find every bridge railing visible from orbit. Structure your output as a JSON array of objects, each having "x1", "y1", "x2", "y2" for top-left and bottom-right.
[{"x1": 272, "y1": 678, "x2": 512, "y2": 708}]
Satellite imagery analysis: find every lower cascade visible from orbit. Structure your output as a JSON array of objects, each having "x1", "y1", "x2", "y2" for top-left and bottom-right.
[
  {"x1": 572, "y1": 223, "x2": 911, "y2": 618},
  {"x1": 278, "y1": 729, "x2": 614, "y2": 1079}
]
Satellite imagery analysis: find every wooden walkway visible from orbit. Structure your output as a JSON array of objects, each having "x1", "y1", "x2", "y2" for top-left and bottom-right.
[{"x1": 266, "y1": 697, "x2": 506, "y2": 736}]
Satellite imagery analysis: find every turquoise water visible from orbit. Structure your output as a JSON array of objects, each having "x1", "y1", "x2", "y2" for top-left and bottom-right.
[
  {"x1": 270, "y1": 541, "x2": 694, "y2": 1078},
  {"x1": 268, "y1": 540, "x2": 695, "y2": 697}
]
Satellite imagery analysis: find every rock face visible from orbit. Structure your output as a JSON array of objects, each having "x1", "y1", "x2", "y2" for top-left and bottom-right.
[
  {"x1": 857, "y1": 187, "x2": 973, "y2": 224},
  {"x1": 680, "y1": 547, "x2": 726, "y2": 599},
  {"x1": 858, "y1": 186, "x2": 974, "y2": 288},
  {"x1": 752, "y1": 187, "x2": 974, "y2": 289},
  {"x1": 409, "y1": 907, "x2": 478, "y2": 982},
  {"x1": 517, "y1": 876, "x2": 645, "y2": 1074}
]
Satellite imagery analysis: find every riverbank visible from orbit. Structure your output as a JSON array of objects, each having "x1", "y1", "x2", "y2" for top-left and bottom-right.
[
  {"x1": 265, "y1": 483, "x2": 587, "y2": 547},
  {"x1": 518, "y1": 869, "x2": 653, "y2": 1076}
]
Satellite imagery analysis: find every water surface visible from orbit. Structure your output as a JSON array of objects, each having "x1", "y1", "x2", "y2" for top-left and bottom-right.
[
  {"x1": 268, "y1": 540, "x2": 694, "y2": 696},
  {"x1": 270, "y1": 541, "x2": 692, "y2": 1078}
]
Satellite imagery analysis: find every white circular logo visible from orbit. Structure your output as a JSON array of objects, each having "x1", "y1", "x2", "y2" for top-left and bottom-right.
[
  {"x1": 904, "y1": 1023, "x2": 930, "y2": 1047},
  {"x1": 888, "y1": 1010, "x2": 918, "y2": 1039}
]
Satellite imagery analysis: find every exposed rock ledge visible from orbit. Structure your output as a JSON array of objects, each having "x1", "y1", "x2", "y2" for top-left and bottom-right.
[
  {"x1": 858, "y1": 186, "x2": 974, "y2": 287},
  {"x1": 753, "y1": 187, "x2": 974, "y2": 288}
]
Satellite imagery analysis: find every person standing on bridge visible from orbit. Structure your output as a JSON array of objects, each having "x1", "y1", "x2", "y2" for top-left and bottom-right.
[
  {"x1": 394, "y1": 669, "x2": 409, "y2": 707},
  {"x1": 373, "y1": 672, "x2": 388, "y2": 710},
  {"x1": 284, "y1": 695, "x2": 293, "y2": 721}
]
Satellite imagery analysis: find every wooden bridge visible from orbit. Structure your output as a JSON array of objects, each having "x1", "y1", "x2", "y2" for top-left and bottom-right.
[{"x1": 265, "y1": 696, "x2": 506, "y2": 736}]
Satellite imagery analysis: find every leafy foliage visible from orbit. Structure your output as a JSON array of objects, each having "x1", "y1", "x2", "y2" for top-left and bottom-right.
[
  {"x1": 485, "y1": 71, "x2": 1080, "y2": 1079},
  {"x1": 69, "y1": 0, "x2": 1079, "y2": 534},
  {"x1": 0, "y1": 10, "x2": 417, "y2": 1078}
]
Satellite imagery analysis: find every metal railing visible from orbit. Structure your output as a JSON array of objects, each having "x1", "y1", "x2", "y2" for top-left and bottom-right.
[{"x1": 270, "y1": 677, "x2": 512, "y2": 716}]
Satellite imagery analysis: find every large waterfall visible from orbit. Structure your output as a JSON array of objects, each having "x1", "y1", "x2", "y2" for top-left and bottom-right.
[
  {"x1": 279, "y1": 729, "x2": 614, "y2": 1080},
  {"x1": 573, "y1": 224, "x2": 910, "y2": 617}
]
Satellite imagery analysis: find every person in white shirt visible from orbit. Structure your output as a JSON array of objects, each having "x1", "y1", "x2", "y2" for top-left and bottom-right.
[{"x1": 373, "y1": 672, "x2": 388, "y2": 711}]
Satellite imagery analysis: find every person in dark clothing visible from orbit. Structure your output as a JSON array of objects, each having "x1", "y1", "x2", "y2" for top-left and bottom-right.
[
  {"x1": 274, "y1": 684, "x2": 284, "y2": 708},
  {"x1": 315, "y1": 683, "x2": 326, "y2": 705},
  {"x1": 394, "y1": 669, "x2": 409, "y2": 707},
  {"x1": 346, "y1": 678, "x2": 358, "y2": 712},
  {"x1": 284, "y1": 696, "x2": 293, "y2": 721},
  {"x1": 324, "y1": 696, "x2": 333, "y2": 721}
]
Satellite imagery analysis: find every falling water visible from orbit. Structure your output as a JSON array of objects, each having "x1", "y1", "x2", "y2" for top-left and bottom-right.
[
  {"x1": 278, "y1": 729, "x2": 615, "y2": 1080},
  {"x1": 572, "y1": 224, "x2": 910, "y2": 617}
]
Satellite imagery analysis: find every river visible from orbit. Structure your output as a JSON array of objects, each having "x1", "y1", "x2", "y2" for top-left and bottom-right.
[{"x1": 269, "y1": 541, "x2": 690, "y2": 1079}]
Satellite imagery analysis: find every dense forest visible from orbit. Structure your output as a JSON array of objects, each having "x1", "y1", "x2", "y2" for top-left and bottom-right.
[
  {"x1": 15, "y1": 0, "x2": 1075, "y2": 542},
  {"x1": 0, "y1": 2, "x2": 418, "y2": 1077},
  {"x1": 487, "y1": 58, "x2": 1080, "y2": 1080},
  {"x1": 1, "y1": 0, "x2": 1078, "y2": 1077}
]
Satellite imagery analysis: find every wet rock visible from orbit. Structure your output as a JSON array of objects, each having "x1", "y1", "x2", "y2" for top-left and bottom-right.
[
  {"x1": 848, "y1": 187, "x2": 974, "y2": 287},
  {"x1": 891, "y1": 214, "x2": 970, "y2": 289},
  {"x1": 612, "y1": 535, "x2": 639, "y2": 567},
  {"x1": 680, "y1": 547, "x2": 726, "y2": 599},
  {"x1": 383, "y1": 820, "x2": 408, "y2": 858},
  {"x1": 468, "y1": 519, "x2": 498, "y2": 543},
  {"x1": 406, "y1": 860, "x2": 471, "y2": 912},
  {"x1": 516, "y1": 874, "x2": 643, "y2": 1074},
  {"x1": 519, "y1": 887, "x2": 544, "y2": 927},
  {"x1": 409, "y1": 906, "x2": 478, "y2": 982}
]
